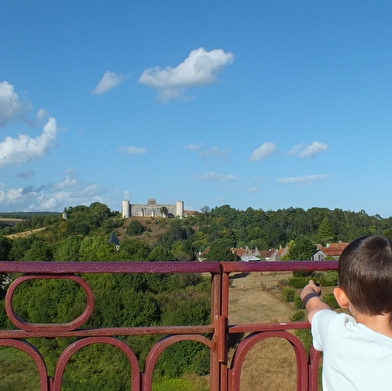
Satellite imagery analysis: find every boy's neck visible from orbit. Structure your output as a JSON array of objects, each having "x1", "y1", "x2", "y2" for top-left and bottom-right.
[{"x1": 354, "y1": 310, "x2": 392, "y2": 338}]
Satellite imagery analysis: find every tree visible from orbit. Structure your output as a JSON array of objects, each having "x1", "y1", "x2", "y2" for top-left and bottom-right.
[
  {"x1": 147, "y1": 246, "x2": 173, "y2": 261},
  {"x1": 286, "y1": 236, "x2": 316, "y2": 261},
  {"x1": 24, "y1": 240, "x2": 52, "y2": 261},
  {"x1": 160, "y1": 206, "x2": 168, "y2": 217},
  {"x1": 317, "y1": 217, "x2": 334, "y2": 245},
  {"x1": 126, "y1": 219, "x2": 145, "y2": 236},
  {"x1": 205, "y1": 239, "x2": 239, "y2": 261}
]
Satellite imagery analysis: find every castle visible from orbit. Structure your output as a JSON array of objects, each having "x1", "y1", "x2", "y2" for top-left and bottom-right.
[{"x1": 121, "y1": 198, "x2": 184, "y2": 218}]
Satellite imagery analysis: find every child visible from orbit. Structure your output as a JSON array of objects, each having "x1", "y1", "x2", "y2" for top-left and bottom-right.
[{"x1": 301, "y1": 235, "x2": 392, "y2": 390}]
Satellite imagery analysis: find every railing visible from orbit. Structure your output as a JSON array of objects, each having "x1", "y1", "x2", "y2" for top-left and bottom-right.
[{"x1": 0, "y1": 260, "x2": 338, "y2": 391}]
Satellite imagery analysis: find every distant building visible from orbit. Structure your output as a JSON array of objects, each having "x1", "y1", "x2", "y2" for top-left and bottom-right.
[
  {"x1": 109, "y1": 232, "x2": 120, "y2": 251},
  {"x1": 121, "y1": 198, "x2": 184, "y2": 218},
  {"x1": 312, "y1": 242, "x2": 349, "y2": 260},
  {"x1": 231, "y1": 246, "x2": 261, "y2": 262}
]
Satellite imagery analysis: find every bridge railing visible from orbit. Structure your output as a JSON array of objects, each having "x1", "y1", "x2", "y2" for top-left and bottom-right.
[{"x1": 0, "y1": 260, "x2": 338, "y2": 391}]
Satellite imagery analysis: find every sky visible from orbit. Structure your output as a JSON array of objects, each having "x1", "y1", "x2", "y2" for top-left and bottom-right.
[{"x1": 1, "y1": 1, "x2": 392, "y2": 217}]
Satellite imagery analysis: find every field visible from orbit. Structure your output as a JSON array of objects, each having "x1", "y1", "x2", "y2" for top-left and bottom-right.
[{"x1": 228, "y1": 271, "x2": 303, "y2": 391}]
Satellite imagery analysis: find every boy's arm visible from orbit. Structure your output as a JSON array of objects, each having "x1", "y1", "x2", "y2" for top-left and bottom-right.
[{"x1": 300, "y1": 280, "x2": 332, "y2": 323}]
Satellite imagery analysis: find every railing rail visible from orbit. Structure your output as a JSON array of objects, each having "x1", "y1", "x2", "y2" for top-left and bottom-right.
[{"x1": 0, "y1": 260, "x2": 338, "y2": 391}]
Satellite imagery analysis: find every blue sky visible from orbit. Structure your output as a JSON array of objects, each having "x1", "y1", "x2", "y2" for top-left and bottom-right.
[{"x1": 1, "y1": 0, "x2": 392, "y2": 217}]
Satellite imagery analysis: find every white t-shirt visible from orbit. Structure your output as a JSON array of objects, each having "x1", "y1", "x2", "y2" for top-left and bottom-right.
[{"x1": 312, "y1": 310, "x2": 392, "y2": 391}]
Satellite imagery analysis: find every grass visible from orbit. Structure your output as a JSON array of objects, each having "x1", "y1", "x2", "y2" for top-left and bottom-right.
[{"x1": 0, "y1": 347, "x2": 40, "y2": 391}]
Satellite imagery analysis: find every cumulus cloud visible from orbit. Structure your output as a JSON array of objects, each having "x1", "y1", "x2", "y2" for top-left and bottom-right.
[
  {"x1": 0, "y1": 174, "x2": 107, "y2": 212},
  {"x1": 200, "y1": 146, "x2": 230, "y2": 158},
  {"x1": 0, "y1": 117, "x2": 59, "y2": 168},
  {"x1": 248, "y1": 186, "x2": 260, "y2": 193},
  {"x1": 92, "y1": 71, "x2": 127, "y2": 95},
  {"x1": 138, "y1": 47, "x2": 234, "y2": 101},
  {"x1": 0, "y1": 81, "x2": 30, "y2": 127},
  {"x1": 184, "y1": 143, "x2": 202, "y2": 151},
  {"x1": 276, "y1": 174, "x2": 330, "y2": 184},
  {"x1": 250, "y1": 142, "x2": 277, "y2": 162},
  {"x1": 194, "y1": 171, "x2": 236, "y2": 182},
  {"x1": 54, "y1": 175, "x2": 78, "y2": 190},
  {"x1": 289, "y1": 141, "x2": 328, "y2": 158},
  {"x1": 118, "y1": 146, "x2": 147, "y2": 155}
]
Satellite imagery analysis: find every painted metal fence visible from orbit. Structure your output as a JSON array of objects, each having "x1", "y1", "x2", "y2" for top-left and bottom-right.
[{"x1": 0, "y1": 260, "x2": 338, "y2": 391}]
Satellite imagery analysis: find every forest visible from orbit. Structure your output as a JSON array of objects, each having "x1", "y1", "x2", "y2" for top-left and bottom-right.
[{"x1": 0, "y1": 203, "x2": 391, "y2": 390}]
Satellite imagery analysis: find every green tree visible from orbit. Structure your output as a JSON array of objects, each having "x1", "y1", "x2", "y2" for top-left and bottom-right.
[
  {"x1": 147, "y1": 246, "x2": 173, "y2": 261},
  {"x1": 116, "y1": 238, "x2": 151, "y2": 261},
  {"x1": 205, "y1": 239, "x2": 238, "y2": 261},
  {"x1": 317, "y1": 217, "x2": 334, "y2": 245},
  {"x1": 126, "y1": 219, "x2": 146, "y2": 236},
  {"x1": 24, "y1": 240, "x2": 52, "y2": 261},
  {"x1": 54, "y1": 235, "x2": 83, "y2": 261},
  {"x1": 286, "y1": 236, "x2": 316, "y2": 261},
  {"x1": 160, "y1": 206, "x2": 169, "y2": 217}
]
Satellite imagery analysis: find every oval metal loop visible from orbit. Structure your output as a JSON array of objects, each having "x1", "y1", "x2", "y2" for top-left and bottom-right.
[{"x1": 5, "y1": 274, "x2": 94, "y2": 332}]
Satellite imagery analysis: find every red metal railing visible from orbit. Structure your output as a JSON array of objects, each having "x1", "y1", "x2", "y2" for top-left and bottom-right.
[{"x1": 0, "y1": 260, "x2": 338, "y2": 391}]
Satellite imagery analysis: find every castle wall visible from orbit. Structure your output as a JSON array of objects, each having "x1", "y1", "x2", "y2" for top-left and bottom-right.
[{"x1": 121, "y1": 199, "x2": 184, "y2": 218}]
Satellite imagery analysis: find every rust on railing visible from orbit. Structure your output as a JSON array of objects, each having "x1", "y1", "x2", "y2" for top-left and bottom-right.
[{"x1": 0, "y1": 260, "x2": 338, "y2": 391}]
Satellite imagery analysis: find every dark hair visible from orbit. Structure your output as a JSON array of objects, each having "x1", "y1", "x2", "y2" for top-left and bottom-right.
[{"x1": 338, "y1": 235, "x2": 392, "y2": 315}]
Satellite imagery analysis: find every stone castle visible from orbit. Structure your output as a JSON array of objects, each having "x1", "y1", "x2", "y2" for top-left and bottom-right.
[{"x1": 121, "y1": 198, "x2": 184, "y2": 218}]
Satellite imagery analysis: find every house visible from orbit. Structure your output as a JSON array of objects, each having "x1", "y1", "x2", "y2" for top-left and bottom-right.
[
  {"x1": 109, "y1": 232, "x2": 120, "y2": 251},
  {"x1": 258, "y1": 249, "x2": 278, "y2": 261},
  {"x1": 269, "y1": 246, "x2": 289, "y2": 261},
  {"x1": 312, "y1": 242, "x2": 349, "y2": 260},
  {"x1": 231, "y1": 246, "x2": 261, "y2": 262}
]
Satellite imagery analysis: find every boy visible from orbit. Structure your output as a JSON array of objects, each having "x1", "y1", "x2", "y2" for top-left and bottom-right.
[{"x1": 301, "y1": 235, "x2": 392, "y2": 390}]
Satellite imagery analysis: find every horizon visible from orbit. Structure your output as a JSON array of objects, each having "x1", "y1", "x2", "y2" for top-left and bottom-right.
[{"x1": 2, "y1": 1, "x2": 392, "y2": 217}]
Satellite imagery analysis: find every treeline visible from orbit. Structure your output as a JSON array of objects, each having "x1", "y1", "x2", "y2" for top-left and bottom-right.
[
  {"x1": 0, "y1": 203, "x2": 391, "y2": 390},
  {"x1": 2, "y1": 203, "x2": 392, "y2": 264}
]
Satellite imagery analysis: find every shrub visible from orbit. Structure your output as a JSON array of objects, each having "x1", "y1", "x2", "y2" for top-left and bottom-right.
[
  {"x1": 292, "y1": 269, "x2": 314, "y2": 278},
  {"x1": 288, "y1": 277, "x2": 310, "y2": 289},
  {"x1": 323, "y1": 294, "x2": 339, "y2": 309},
  {"x1": 126, "y1": 220, "x2": 146, "y2": 236},
  {"x1": 290, "y1": 310, "x2": 306, "y2": 322},
  {"x1": 318, "y1": 270, "x2": 338, "y2": 286},
  {"x1": 282, "y1": 287, "x2": 295, "y2": 302},
  {"x1": 294, "y1": 295, "x2": 304, "y2": 310}
]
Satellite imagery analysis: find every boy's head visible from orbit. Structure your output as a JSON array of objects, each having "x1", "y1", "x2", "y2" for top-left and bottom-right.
[{"x1": 337, "y1": 235, "x2": 392, "y2": 316}]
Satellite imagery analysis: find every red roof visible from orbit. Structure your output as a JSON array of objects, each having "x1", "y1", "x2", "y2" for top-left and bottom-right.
[{"x1": 317, "y1": 242, "x2": 349, "y2": 256}]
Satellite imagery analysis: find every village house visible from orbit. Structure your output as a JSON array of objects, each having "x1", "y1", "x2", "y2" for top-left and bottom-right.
[{"x1": 312, "y1": 242, "x2": 349, "y2": 260}]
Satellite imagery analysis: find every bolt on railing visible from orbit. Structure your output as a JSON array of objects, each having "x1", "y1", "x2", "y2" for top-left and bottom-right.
[{"x1": 0, "y1": 260, "x2": 337, "y2": 391}]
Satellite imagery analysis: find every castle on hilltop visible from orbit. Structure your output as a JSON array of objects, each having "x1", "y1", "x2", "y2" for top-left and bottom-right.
[{"x1": 121, "y1": 198, "x2": 184, "y2": 218}]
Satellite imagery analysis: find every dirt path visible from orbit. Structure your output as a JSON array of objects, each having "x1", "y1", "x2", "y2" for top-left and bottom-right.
[{"x1": 228, "y1": 271, "x2": 300, "y2": 391}]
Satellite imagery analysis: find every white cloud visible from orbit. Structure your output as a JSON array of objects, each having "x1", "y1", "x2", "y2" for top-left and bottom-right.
[
  {"x1": 184, "y1": 143, "x2": 202, "y2": 151},
  {"x1": 200, "y1": 146, "x2": 230, "y2": 158},
  {"x1": 276, "y1": 174, "x2": 330, "y2": 184},
  {"x1": 194, "y1": 171, "x2": 236, "y2": 182},
  {"x1": 138, "y1": 47, "x2": 234, "y2": 101},
  {"x1": 54, "y1": 175, "x2": 78, "y2": 190},
  {"x1": 289, "y1": 141, "x2": 328, "y2": 158},
  {"x1": 92, "y1": 71, "x2": 127, "y2": 95},
  {"x1": 0, "y1": 81, "x2": 29, "y2": 127},
  {"x1": 0, "y1": 176, "x2": 107, "y2": 212},
  {"x1": 250, "y1": 142, "x2": 277, "y2": 162},
  {"x1": 0, "y1": 117, "x2": 59, "y2": 168},
  {"x1": 248, "y1": 186, "x2": 260, "y2": 193},
  {"x1": 118, "y1": 146, "x2": 147, "y2": 155}
]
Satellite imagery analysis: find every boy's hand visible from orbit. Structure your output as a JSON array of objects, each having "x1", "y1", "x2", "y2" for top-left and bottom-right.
[
  {"x1": 301, "y1": 279, "x2": 331, "y2": 323},
  {"x1": 300, "y1": 279, "x2": 321, "y2": 300}
]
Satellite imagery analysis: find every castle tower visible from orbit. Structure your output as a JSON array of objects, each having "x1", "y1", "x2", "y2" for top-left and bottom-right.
[
  {"x1": 121, "y1": 200, "x2": 130, "y2": 218},
  {"x1": 176, "y1": 201, "x2": 184, "y2": 218}
]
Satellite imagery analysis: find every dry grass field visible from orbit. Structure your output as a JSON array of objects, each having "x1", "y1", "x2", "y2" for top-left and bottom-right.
[{"x1": 228, "y1": 271, "x2": 301, "y2": 391}]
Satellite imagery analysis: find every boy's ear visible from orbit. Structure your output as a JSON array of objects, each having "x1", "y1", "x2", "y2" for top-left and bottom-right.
[{"x1": 334, "y1": 287, "x2": 349, "y2": 308}]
